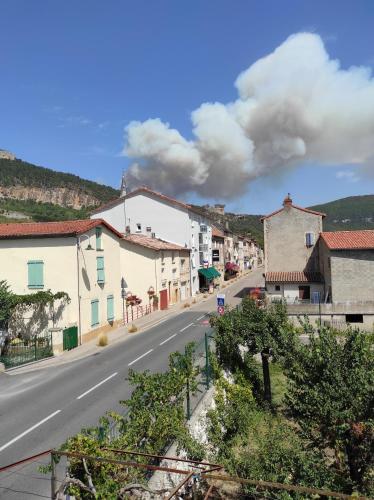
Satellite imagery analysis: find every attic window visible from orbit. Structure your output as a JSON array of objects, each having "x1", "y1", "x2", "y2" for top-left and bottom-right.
[{"x1": 136, "y1": 223, "x2": 141, "y2": 233}]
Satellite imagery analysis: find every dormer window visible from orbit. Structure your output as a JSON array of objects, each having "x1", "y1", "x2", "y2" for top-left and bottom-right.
[{"x1": 136, "y1": 223, "x2": 141, "y2": 233}]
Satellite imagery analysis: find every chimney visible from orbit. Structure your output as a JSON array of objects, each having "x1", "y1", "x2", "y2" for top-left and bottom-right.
[
  {"x1": 283, "y1": 193, "x2": 292, "y2": 207},
  {"x1": 146, "y1": 226, "x2": 152, "y2": 237}
]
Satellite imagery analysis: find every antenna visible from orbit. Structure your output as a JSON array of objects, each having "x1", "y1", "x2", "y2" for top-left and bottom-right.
[{"x1": 120, "y1": 171, "x2": 128, "y2": 197}]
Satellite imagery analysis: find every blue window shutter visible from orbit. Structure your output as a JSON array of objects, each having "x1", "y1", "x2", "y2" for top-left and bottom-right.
[
  {"x1": 97, "y1": 256, "x2": 105, "y2": 283},
  {"x1": 107, "y1": 295, "x2": 114, "y2": 321},
  {"x1": 96, "y1": 227, "x2": 102, "y2": 250},
  {"x1": 28, "y1": 261, "x2": 44, "y2": 288},
  {"x1": 91, "y1": 299, "x2": 99, "y2": 327}
]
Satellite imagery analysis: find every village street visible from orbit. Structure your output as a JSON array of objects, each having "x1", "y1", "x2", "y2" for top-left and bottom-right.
[{"x1": 0, "y1": 268, "x2": 264, "y2": 499}]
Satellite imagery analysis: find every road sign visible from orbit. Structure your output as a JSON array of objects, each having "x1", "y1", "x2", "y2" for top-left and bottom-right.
[
  {"x1": 217, "y1": 293, "x2": 225, "y2": 307},
  {"x1": 217, "y1": 306, "x2": 225, "y2": 316}
]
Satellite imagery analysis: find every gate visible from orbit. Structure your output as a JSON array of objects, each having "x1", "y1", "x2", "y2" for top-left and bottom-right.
[
  {"x1": 160, "y1": 289, "x2": 168, "y2": 310},
  {"x1": 0, "y1": 331, "x2": 53, "y2": 369},
  {"x1": 63, "y1": 326, "x2": 78, "y2": 351}
]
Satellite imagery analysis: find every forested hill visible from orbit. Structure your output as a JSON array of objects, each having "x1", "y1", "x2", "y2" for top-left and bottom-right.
[
  {"x1": 309, "y1": 195, "x2": 374, "y2": 231},
  {"x1": 0, "y1": 156, "x2": 119, "y2": 222}
]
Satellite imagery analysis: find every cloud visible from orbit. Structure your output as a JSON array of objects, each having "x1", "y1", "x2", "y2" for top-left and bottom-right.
[
  {"x1": 123, "y1": 32, "x2": 374, "y2": 199},
  {"x1": 336, "y1": 170, "x2": 360, "y2": 183}
]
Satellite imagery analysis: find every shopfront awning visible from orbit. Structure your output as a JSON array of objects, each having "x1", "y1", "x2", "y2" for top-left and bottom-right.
[{"x1": 198, "y1": 267, "x2": 221, "y2": 280}]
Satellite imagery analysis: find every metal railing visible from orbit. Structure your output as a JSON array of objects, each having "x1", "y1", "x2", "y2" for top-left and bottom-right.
[{"x1": 0, "y1": 331, "x2": 53, "y2": 369}]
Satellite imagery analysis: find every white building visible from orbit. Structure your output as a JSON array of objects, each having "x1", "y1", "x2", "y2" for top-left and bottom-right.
[{"x1": 91, "y1": 186, "x2": 214, "y2": 295}]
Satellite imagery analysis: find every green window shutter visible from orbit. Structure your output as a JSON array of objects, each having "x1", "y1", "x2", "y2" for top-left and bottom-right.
[
  {"x1": 28, "y1": 261, "x2": 44, "y2": 289},
  {"x1": 96, "y1": 227, "x2": 102, "y2": 250},
  {"x1": 107, "y1": 295, "x2": 114, "y2": 321},
  {"x1": 91, "y1": 299, "x2": 99, "y2": 327},
  {"x1": 97, "y1": 256, "x2": 105, "y2": 283}
]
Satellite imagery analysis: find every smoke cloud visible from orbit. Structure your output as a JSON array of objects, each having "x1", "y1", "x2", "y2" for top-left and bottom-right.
[{"x1": 123, "y1": 33, "x2": 374, "y2": 199}]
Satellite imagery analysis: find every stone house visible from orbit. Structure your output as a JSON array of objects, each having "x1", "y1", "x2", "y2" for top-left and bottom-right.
[
  {"x1": 91, "y1": 186, "x2": 213, "y2": 296},
  {"x1": 121, "y1": 233, "x2": 191, "y2": 311},
  {"x1": 262, "y1": 195, "x2": 325, "y2": 303}
]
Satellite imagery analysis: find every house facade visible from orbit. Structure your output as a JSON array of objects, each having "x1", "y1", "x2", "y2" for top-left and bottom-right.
[
  {"x1": 0, "y1": 219, "x2": 124, "y2": 351},
  {"x1": 121, "y1": 233, "x2": 191, "y2": 312},
  {"x1": 212, "y1": 226, "x2": 225, "y2": 284},
  {"x1": 263, "y1": 195, "x2": 325, "y2": 303},
  {"x1": 91, "y1": 186, "x2": 213, "y2": 295}
]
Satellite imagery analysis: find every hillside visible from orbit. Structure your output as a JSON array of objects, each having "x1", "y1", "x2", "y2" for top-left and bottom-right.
[
  {"x1": 0, "y1": 156, "x2": 119, "y2": 222},
  {"x1": 309, "y1": 195, "x2": 374, "y2": 231}
]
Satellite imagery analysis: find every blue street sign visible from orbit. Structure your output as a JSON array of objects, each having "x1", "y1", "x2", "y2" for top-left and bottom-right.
[{"x1": 217, "y1": 294, "x2": 225, "y2": 307}]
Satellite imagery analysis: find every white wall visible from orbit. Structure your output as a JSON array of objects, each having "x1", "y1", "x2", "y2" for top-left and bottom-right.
[
  {"x1": 93, "y1": 192, "x2": 213, "y2": 296},
  {"x1": 267, "y1": 283, "x2": 324, "y2": 303}
]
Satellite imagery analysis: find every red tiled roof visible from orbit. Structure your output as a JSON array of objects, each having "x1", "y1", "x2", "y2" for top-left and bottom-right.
[
  {"x1": 320, "y1": 230, "x2": 374, "y2": 250},
  {"x1": 212, "y1": 226, "x2": 224, "y2": 238},
  {"x1": 261, "y1": 204, "x2": 326, "y2": 221},
  {"x1": 265, "y1": 271, "x2": 323, "y2": 283},
  {"x1": 0, "y1": 219, "x2": 123, "y2": 239},
  {"x1": 122, "y1": 233, "x2": 189, "y2": 251}
]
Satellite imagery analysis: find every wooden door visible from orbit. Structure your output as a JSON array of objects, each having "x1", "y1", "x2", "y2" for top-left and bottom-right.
[{"x1": 160, "y1": 289, "x2": 168, "y2": 310}]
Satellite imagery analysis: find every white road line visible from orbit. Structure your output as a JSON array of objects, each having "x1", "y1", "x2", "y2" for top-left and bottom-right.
[
  {"x1": 76, "y1": 373, "x2": 118, "y2": 400},
  {"x1": 196, "y1": 314, "x2": 207, "y2": 321},
  {"x1": 0, "y1": 410, "x2": 61, "y2": 453},
  {"x1": 180, "y1": 323, "x2": 194, "y2": 332},
  {"x1": 159, "y1": 333, "x2": 177, "y2": 346},
  {"x1": 128, "y1": 349, "x2": 153, "y2": 367}
]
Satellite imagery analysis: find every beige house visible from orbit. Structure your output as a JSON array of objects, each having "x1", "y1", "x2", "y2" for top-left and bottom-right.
[
  {"x1": 121, "y1": 234, "x2": 191, "y2": 313},
  {"x1": 212, "y1": 226, "x2": 225, "y2": 283},
  {"x1": 0, "y1": 219, "x2": 124, "y2": 351},
  {"x1": 262, "y1": 195, "x2": 325, "y2": 303}
]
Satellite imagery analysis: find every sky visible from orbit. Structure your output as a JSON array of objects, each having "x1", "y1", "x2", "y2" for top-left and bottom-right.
[{"x1": 1, "y1": 0, "x2": 374, "y2": 215}]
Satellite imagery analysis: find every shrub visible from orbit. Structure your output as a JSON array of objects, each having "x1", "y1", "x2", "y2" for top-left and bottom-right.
[
  {"x1": 128, "y1": 324, "x2": 138, "y2": 333},
  {"x1": 203, "y1": 294, "x2": 208, "y2": 298},
  {"x1": 97, "y1": 333, "x2": 108, "y2": 347},
  {"x1": 192, "y1": 298, "x2": 197, "y2": 304},
  {"x1": 182, "y1": 302, "x2": 190, "y2": 308}
]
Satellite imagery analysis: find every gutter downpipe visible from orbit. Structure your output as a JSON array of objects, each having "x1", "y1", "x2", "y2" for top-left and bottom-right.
[{"x1": 76, "y1": 237, "x2": 82, "y2": 345}]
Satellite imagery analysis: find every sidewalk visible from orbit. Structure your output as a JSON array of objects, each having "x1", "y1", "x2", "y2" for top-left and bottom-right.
[{"x1": 5, "y1": 270, "x2": 257, "y2": 374}]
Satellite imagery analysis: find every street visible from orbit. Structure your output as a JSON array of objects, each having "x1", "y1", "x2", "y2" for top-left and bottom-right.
[{"x1": 0, "y1": 269, "x2": 264, "y2": 499}]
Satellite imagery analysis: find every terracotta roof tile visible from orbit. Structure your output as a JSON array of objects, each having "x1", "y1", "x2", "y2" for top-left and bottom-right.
[
  {"x1": 320, "y1": 230, "x2": 374, "y2": 250},
  {"x1": 0, "y1": 219, "x2": 123, "y2": 239},
  {"x1": 265, "y1": 271, "x2": 323, "y2": 283},
  {"x1": 212, "y1": 226, "x2": 224, "y2": 238},
  {"x1": 122, "y1": 233, "x2": 189, "y2": 251}
]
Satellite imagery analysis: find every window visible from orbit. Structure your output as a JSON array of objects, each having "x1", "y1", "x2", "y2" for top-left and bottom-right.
[
  {"x1": 107, "y1": 295, "x2": 114, "y2": 321},
  {"x1": 96, "y1": 227, "x2": 102, "y2": 250},
  {"x1": 200, "y1": 224, "x2": 207, "y2": 233},
  {"x1": 161, "y1": 252, "x2": 165, "y2": 265},
  {"x1": 136, "y1": 223, "x2": 141, "y2": 233},
  {"x1": 305, "y1": 232, "x2": 314, "y2": 247},
  {"x1": 91, "y1": 299, "x2": 99, "y2": 327},
  {"x1": 345, "y1": 314, "x2": 363, "y2": 323},
  {"x1": 212, "y1": 249, "x2": 220, "y2": 262},
  {"x1": 28, "y1": 261, "x2": 44, "y2": 289},
  {"x1": 97, "y1": 256, "x2": 105, "y2": 283},
  {"x1": 275, "y1": 285, "x2": 281, "y2": 292},
  {"x1": 172, "y1": 252, "x2": 176, "y2": 264}
]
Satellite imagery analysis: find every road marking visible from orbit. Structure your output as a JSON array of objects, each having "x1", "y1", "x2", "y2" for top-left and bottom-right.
[
  {"x1": 76, "y1": 373, "x2": 118, "y2": 400},
  {"x1": 128, "y1": 349, "x2": 153, "y2": 367},
  {"x1": 0, "y1": 410, "x2": 61, "y2": 453},
  {"x1": 180, "y1": 323, "x2": 193, "y2": 332},
  {"x1": 159, "y1": 333, "x2": 177, "y2": 346},
  {"x1": 196, "y1": 314, "x2": 206, "y2": 321}
]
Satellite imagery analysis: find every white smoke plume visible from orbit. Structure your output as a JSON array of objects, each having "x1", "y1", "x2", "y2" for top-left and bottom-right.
[{"x1": 123, "y1": 32, "x2": 374, "y2": 199}]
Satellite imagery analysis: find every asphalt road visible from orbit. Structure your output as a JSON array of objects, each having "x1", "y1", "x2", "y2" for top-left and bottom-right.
[{"x1": 0, "y1": 269, "x2": 264, "y2": 499}]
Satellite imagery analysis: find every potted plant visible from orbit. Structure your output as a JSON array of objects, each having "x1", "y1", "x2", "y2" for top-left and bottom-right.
[{"x1": 152, "y1": 295, "x2": 159, "y2": 310}]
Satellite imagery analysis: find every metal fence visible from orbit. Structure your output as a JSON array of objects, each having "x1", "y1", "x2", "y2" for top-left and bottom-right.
[
  {"x1": 102, "y1": 333, "x2": 215, "y2": 443},
  {"x1": 0, "y1": 331, "x2": 53, "y2": 369},
  {"x1": 123, "y1": 303, "x2": 154, "y2": 324}
]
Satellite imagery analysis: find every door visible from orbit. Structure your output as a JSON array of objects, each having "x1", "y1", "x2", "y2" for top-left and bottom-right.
[
  {"x1": 63, "y1": 326, "x2": 78, "y2": 351},
  {"x1": 298, "y1": 286, "x2": 310, "y2": 300},
  {"x1": 160, "y1": 289, "x2": 168, "y2": 310}
]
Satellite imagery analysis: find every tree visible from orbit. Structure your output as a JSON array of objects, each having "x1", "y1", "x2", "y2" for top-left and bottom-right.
[
  {"x1": 285, "y1": 327, "x2": 374, "y2": 495},
  {"x1": 212, "y1": 298, "x2": 295, "y2": 405}
]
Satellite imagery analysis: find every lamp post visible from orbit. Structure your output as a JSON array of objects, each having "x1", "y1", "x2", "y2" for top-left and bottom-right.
[{"x1": 76, "y1": 234, "x2": 95, "y2": 346}]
